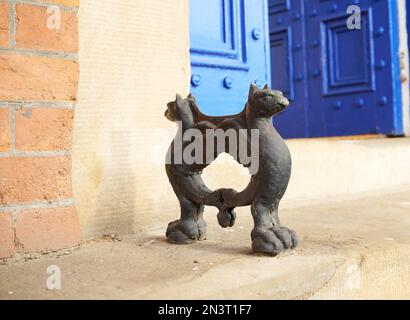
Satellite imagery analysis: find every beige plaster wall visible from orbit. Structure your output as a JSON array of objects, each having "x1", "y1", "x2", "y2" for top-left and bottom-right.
[{"x1": 73, "y1": 0, "x2": 192, "y2": 238}]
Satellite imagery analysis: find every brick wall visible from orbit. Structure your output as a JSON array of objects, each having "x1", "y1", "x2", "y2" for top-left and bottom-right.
[{"x1": 0, "y1": 0, "x2": 81, "y2": 259}]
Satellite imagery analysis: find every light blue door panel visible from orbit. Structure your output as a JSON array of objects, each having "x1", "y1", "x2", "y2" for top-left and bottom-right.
[
  {"x1": 190, "y1": 0, "x2": 403, "y2": 137},
  {"x1": 190, "y1": 0, "x2": 271, "y2": 115}
]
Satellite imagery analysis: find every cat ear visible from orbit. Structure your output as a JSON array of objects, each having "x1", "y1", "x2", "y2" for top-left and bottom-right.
[
  {"x1": 175, "y1": 93, "x2": 183, "y2": 105},
  {"x1": 249, "y1": 83, "x2": 258, "y2": 97},
  {"x1": 187, "y1": 93, "x2": 197, "y2": 103},
  {"x1": 263, "y1": 84, "x2": 269, "y2": 90}
]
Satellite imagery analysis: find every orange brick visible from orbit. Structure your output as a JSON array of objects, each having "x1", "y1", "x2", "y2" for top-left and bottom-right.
[
  {"x1": 15, "y1": 205, "x2": 81, "y2": 252},
  {"x1": 0, "y1": 53, "x2": 79, "y2": 101},
  {"x1": 0, "y1": 212, "x2": 15, "y2": 259},
  {"x1": 15, "y1": 108, "x2": 73, "y2": 151},
  {"x1": 0, "y1": 108, "x2": 10, "y2": 152},
  {"x1": 16, "y1": 3, "x2": 78, "y2": 53},
  {"x1": 0, "y1": 156, "x2": 72, "y2": 205},
  {"x1": 0, "y1": 1, "x2": 9, "y2": 48},
  {"x1": 37, "y1": 0, "x2": 79, "y2": 7}
]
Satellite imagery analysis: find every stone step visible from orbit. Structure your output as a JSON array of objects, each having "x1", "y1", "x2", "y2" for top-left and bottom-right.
[
  {"x1": 203, "y1": 137, "x2": 410, "y2": 207},
  {"x1": 1, "y1": 187, "x2": 410, "y2": 299}
]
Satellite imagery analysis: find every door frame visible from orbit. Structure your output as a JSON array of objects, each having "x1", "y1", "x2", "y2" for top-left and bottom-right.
[
  {"x1": 401, "y1": 0, "x2": 410, "y2": 135},
  {"x1": 389, "y1": 0, "x2": 405, "y2": 136},
  {"x1": 263, "y1": 0, "x2": 272, "y2": 88}
]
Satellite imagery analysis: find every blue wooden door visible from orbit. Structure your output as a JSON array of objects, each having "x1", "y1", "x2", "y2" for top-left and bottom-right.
[
  {"x1": 269, "y1": 0, "x2": 403, "y2": 138},
  {"x1": 268, "y1": 0, "x2": 308, "y2": 137},
  {"x1": 189, "y1": 0, "x2": 271, "y2": 115}
]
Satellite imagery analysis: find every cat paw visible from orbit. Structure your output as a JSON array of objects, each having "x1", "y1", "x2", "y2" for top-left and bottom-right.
[
  {"x1": 217, "y1": 209, "x2": 237, "y2": 228},
  {"x1": 251, "y1": 226, "x2": 298, "y2": 255},
  {"x1": 166, "y1": 219, "x2": 207, "y2": 244}
]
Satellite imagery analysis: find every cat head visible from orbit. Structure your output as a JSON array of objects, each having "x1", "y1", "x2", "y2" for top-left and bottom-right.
[
  {"x1": 165, "y1": 93, "x2": 196, "y2": 124},
  {"x1": 246, "y1": 83, "x2": 290, "y2": 118}
]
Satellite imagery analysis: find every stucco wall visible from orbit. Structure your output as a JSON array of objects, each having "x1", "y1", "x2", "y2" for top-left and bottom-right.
[{"x1": 73, "y1": 0, "x2": 193, "y2": 238}]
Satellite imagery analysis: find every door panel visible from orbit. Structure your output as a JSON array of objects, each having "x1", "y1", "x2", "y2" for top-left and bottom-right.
[
  {"x1": 305, "y1": 0, "x2": 402, "y2": 137},
  {"x1": 268, "y1": 0, "x2": 308, "y2": 138},
  {"x1": 190, "y1": 0, "x2": 270, "y2": 115},
  {"x1": 268, "y1": 0, "x2": 403, "y2": 138}
]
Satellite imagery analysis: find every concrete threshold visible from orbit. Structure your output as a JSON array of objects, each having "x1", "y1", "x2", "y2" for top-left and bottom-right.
[
  {"x1": 1, "y1": 186, "x2": 410, "y2": 299},
  {"x1": 285, "y1": 137, "x2": 410, "y2": 204},
  {"x1": 203, "y1": 137, "x2": 410, "y2": 208}
]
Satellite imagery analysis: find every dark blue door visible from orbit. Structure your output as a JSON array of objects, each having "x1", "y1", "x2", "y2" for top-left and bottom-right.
[
  {"x1": 269, "y1": 0, "x2": 403, "y2": 138},
  {"x1": 189, "y1": 0, "x2": 271, "y2": 115},
  {"x1": 268, "y1": 0, "x2": 308, "y2": 137}
]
